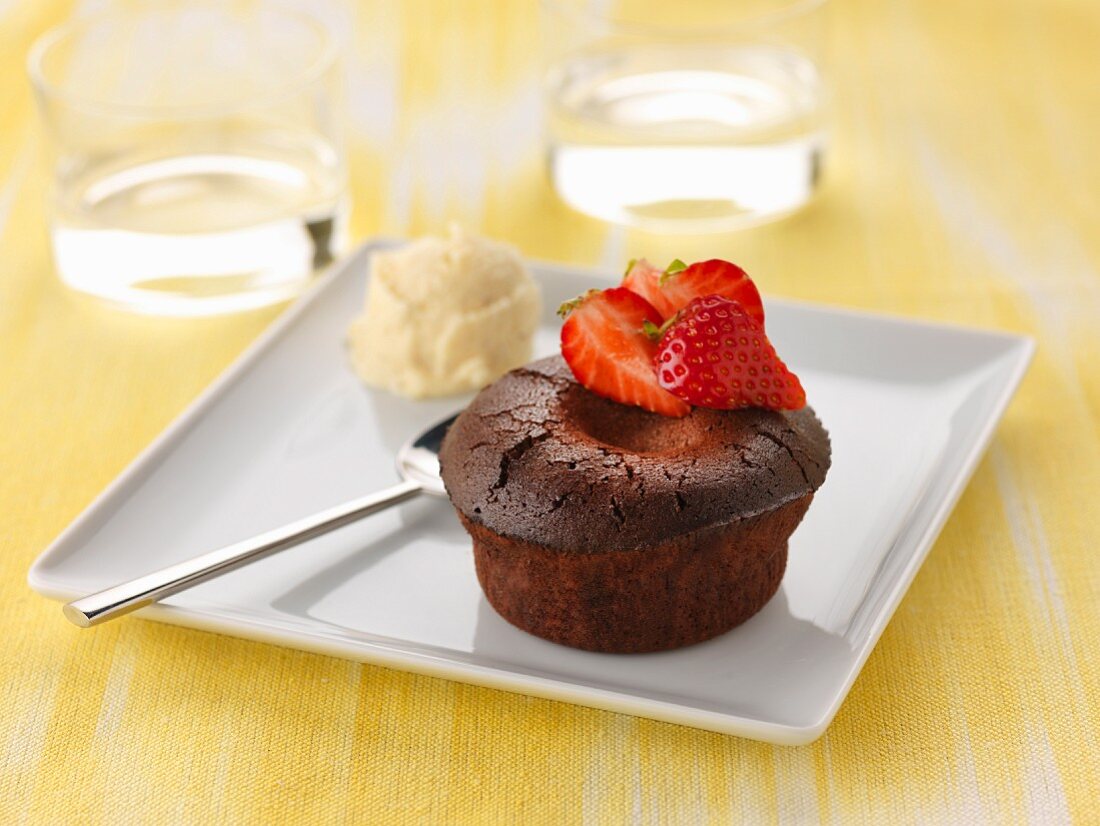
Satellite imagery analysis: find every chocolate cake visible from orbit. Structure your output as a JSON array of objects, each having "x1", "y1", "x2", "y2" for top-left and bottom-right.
[{"x1": 438, "y1": 356, "x2": 831, "y2": 653}]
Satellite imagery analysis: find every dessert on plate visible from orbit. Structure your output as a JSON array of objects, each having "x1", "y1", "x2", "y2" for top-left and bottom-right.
[
  {"x1": 348, "y1": 225, "x2": 541, "y2": 398},
  {"x1": 439, "y1": 257, "x2": 831, "y2": 653}
]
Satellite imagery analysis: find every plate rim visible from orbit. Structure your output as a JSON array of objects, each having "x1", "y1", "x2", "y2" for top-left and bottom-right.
[{"x1": 27, "y1": 238, "x2": 1035, "y2": 745}]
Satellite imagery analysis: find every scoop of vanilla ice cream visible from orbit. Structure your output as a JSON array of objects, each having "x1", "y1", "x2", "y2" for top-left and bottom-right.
[{"x1": 348, "y1": 227, "x2": 542, "y2": 398}]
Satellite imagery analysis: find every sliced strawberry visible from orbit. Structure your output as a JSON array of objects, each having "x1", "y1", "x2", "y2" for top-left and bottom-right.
[
  {"x1": 622, "y1": 258, "x2": 677, "y2": 318},
  {"x1": 560, "y1": 287, "x2": 690, "y2": 417},
  {"x1": 655, "y1": 295, "x2": 805, "y2": 410},
  {"x1": 659, "y1": 259, "x2": 765, "y2": 325}
]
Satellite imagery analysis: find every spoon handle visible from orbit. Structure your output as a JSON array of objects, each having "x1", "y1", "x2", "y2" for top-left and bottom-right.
[{"x1": 63, "y1": 479, "x2": 423, "y2": 628}]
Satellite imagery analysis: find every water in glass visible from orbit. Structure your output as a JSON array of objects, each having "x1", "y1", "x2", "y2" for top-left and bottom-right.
[
  {"x1": 52, "y1": 128, "x2": 345, "y2": 316},
  {"x1": 547, "y1": 43, "x2": 824, "y2": 231}
]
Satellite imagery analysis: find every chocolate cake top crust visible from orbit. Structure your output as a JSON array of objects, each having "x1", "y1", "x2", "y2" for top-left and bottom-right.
[{"x1": 438, "y1": 356, "x2": 830, "y2": 552}]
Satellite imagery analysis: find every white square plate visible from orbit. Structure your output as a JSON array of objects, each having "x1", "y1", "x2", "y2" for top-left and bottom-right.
[{"x1": 29, "y1": 240, "x2": 1033, "y2": 745}]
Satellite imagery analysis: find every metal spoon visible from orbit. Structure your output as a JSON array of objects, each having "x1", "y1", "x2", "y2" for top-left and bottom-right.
[{"x1": 63, "y1": 413, "x2": 458, "y2": 628}]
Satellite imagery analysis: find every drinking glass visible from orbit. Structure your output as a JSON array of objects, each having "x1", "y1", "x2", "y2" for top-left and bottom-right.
[
  {"x1": 28, "y1": 3, "x2": 347, "y2": 316},
  {"x1": 543, "y1": 0, "x2": 828, "y2": 232}
]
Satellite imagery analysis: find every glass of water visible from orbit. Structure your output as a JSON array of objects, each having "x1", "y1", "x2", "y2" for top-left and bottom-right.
[
  {"x1": 28, "y1": 3, "x2": 347, "y2": 316},
  {"x1": 543, "y1": 0, "x2": 828, "y2": 232}
]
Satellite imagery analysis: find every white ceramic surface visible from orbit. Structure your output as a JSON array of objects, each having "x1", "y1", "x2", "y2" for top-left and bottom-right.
[{"x1": 28, "y1": 240, "x2": 1034, "y2": 745}]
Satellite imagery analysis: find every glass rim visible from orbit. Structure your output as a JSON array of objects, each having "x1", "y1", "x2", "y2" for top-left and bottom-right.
[
  {"x1": 26, "y1": 2, "x2": 339, "y2": 118},
  {"x1": 540, "y1": 0, "x2": 827, "y2": 36}
]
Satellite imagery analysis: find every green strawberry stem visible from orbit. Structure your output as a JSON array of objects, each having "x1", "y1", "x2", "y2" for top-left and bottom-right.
[
  {"x1": 640, "y1": 316, "x2": 678, "y2": 342},
  {"x1": 557, "y1": 290, "x2": 600, "y2": 319},
  {"x1": 659, "y1": 258, "x2": 687, "y2": 285}
]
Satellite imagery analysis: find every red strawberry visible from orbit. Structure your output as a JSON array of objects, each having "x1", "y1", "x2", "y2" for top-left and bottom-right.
[
  {"x1": 622, "y1": 258, "x2": 678, "y2": 318},
  {"x1": 659, "y1": 259, "x2": 765, "y2": 325},
  {"x1": 560, "y1": 287, "x2": 690, "y2": 417},
  {"x1": 654, "y1": 295, "x2": 805, "y2": 410}
]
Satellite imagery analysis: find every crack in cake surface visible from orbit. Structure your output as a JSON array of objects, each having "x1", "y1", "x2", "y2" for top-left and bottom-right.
[{"x1": 440, "y1": 355, "x2": 831, "y2": 552}]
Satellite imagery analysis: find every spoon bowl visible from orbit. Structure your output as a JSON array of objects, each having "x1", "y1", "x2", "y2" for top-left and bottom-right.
[
  {"x1": 397, "y1": 413, "x2": 456, "y2": 497},
  {"x1": 64, "y1": 412, "x2": 459, "y2": 628}
]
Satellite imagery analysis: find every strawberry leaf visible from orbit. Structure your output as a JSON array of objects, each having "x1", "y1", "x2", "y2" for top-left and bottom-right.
[
  {"x1": 659, "y1": 258, "x2": 687, "y2": 285},
  {"x1": 557, "y1": 290, "x2": 598, "y2": 319}
]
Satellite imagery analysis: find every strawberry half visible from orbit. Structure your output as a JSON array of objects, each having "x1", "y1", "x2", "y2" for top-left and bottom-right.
[
  {"x1": 622, "y1": 258, "x2": 678, "y2": 318},
  {"x1": 560, "y1": 287, "x2": 691, "y2": 417},
  {"x1": 654, "y1": 295, "x2": 805, "y2": 410},
  {"x1": 657, "y1": 259, "x2": 765, "y2": 325}
]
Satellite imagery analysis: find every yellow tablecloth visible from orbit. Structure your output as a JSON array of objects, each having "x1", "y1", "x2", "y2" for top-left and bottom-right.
[{"x1": 3, "y1": 0, "x2": 1098, "y2": 822}]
